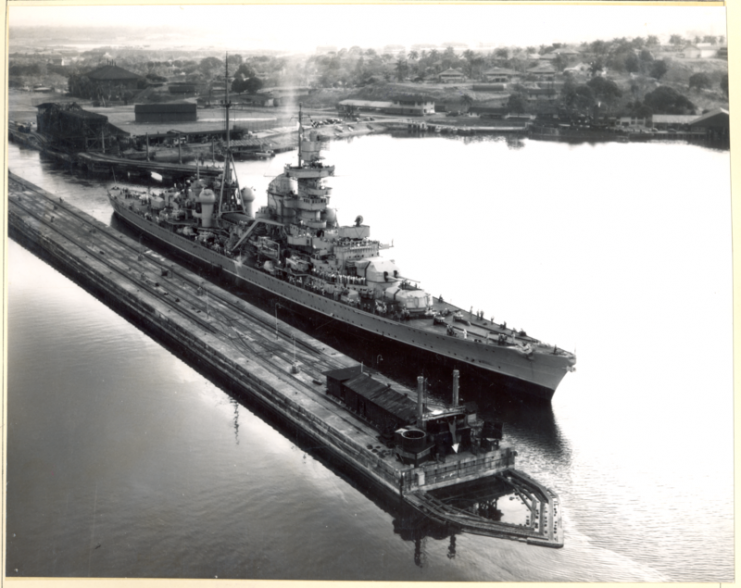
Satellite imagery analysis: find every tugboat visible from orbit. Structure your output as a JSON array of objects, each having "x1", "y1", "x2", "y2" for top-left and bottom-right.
[{"x1": 108, "y1": 64, "x2": 576, "y2": 402}]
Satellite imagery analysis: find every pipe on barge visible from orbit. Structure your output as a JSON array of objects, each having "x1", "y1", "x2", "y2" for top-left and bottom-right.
[{"x1": 7, "y1": 171, "x2": 563, "y2": 548}]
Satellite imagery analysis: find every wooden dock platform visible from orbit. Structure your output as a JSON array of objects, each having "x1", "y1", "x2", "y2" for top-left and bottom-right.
[{"x1": 7, "y1": 171, "x2": 563, "y2": 548}]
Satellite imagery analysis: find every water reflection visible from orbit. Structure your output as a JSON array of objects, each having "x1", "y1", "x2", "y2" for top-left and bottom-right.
[
  {"x1": 231, "y1": 396, "x2": 240, "y2": 445},
  {"x1": 390, "y1": 474, "x2": 533, "y2": 568},
  {"x1": 505, "y1": 136, "x2": 525, "y2": 150},
  {"x1": 392, "y1": 507, "x2": 456, "y2": 568},
  {"x1": 486, "y1": 399, "x2": 570, "y2": 464}
]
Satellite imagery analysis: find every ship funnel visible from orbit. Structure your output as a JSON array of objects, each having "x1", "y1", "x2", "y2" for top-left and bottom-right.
[
  {"x1": 240, "y1": 187, "x2": 255, "y2": 218},
  {"x1": 198, "y1": 188, "x2": 217, "y2": 228}
]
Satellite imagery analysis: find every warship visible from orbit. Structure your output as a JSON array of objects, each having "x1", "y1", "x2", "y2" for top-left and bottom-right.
[{"x1": 108, "y1": 73, "x2": 576, "y2": 401}]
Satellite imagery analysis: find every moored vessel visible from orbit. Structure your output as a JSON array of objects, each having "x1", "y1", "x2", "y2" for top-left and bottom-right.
[{"x1": 108, "y1": 65, "x2": 576, "y2": 401}]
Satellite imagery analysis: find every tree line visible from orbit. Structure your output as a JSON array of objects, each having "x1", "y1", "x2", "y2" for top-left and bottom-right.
[{"x1": 10, "y1": 32, "x2": 728, "y2": 116}]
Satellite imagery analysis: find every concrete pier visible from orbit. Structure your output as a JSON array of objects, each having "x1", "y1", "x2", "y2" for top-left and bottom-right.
[{"x1": 8, "y1": 171, "x2": 563, "y2": 547}]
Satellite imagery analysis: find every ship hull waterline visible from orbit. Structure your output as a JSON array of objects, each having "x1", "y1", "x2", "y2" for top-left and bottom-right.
[{"x1": 111, "y1": 200, "x2": 569, "y2": 402}]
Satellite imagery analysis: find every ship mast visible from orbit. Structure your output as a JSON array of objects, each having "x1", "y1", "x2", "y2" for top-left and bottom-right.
[
  {"x1": 297, "y1": 103, "x2": 302, "y2": 167},
  {"x1": 222, "y1": 55, "x2": 232, "y2": 182},
  {"x1": 217, "y1": 54, "x2": 234, "y2": 218}
]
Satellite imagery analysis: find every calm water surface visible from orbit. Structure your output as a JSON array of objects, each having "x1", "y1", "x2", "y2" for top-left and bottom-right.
[{"x1": 6, "y1": 135, "x2": 733, "y2": 581}]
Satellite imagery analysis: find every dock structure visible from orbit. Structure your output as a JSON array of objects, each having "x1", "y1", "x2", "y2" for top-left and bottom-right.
[
  {"x1": 8, "y1": 121, "x2": 49, "y2": 150},
  {"x1": 75, "y1": 151, "x2": 223, "y2": 180},
  {"x1": 7, "y1": 171, "x2": 563, "y2": 548},
  {"x1": 9, "y1": 120, "x2": 223, "y2": 181}
]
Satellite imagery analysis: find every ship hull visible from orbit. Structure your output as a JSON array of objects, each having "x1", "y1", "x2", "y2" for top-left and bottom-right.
[{"x1": 111, "y1": 198, "x2": 571, "y2": 401}]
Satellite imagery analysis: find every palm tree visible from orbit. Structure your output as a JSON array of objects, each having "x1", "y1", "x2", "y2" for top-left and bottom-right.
[{"x1": 395, "y1": 59, "x2": 409, "y2": 82}]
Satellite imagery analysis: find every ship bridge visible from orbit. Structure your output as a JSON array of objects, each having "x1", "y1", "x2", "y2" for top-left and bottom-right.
[
  {"x1": 299, "y1": 181, "x2": 332, "y2": 198},
  {"x1": 335, "y1": 242, "x2": 380, "y2": 265},
  {"x1": 285, "y1": 164, "x2": 335, "y2": 179},
  {"x1": 295, "y1": 196, "x2": 329, "y2": 211}
]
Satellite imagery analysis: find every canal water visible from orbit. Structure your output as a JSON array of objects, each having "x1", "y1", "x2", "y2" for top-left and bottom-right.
[{"x1": 6, "y1": 134, "x2": 733, "y2": 581}]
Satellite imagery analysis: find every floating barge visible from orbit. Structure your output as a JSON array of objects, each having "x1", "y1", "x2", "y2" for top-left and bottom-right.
[{"x1": 8, "y1": 171, "x2": 563, "y2": 548}]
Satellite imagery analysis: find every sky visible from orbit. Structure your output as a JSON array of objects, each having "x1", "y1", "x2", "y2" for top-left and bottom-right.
[{"x1": 7, "y1": 2, "x2": 729, "y2": 53}]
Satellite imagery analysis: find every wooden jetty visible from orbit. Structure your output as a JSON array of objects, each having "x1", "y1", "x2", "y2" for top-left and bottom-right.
[{"x1": 8, "y1": 171, "x2": 563, "y2": 548}]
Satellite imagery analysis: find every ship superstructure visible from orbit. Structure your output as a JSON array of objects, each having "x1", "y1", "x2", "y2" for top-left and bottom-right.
[{"x1": 248, "y1": 121, "x2": 431, "y2": 317}]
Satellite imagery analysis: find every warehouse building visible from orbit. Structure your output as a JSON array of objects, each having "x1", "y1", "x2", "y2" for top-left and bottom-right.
[
  {"x1": 134, "y1": 103, "x2": 198, "y2": 124},
  {"x1": 36, "y1": 102, "x2": 129, "y2": 151},
  {"x1": 84, "y1": 63, "x2": 143, "y2": 93}
]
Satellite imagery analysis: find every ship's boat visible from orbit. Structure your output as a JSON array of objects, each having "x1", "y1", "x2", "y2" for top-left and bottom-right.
[{"x1": 107, "y1": 67, "x2": 576, "y2": 401}]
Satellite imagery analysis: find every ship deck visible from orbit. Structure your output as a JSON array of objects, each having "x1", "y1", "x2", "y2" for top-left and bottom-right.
[
  {"x1": 406, "y1": 296, "x2": 559, "y2": 354},
  {"x1": 107, "y1": 191, "x2": 574, "y2": 398}
]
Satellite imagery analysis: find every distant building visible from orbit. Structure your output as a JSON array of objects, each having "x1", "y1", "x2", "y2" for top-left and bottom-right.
[
  {"x1": 618, "y1": 115, "x2": 651, "y2": 128},
  {"x1": 527, "y1": 63, "x2": 557, "y2": 82},
  {"x1": 651, "y1": 114, "x2": 698, "y2": 130},
  {"x1": 385, "y1": 95, "x2": 435, "y2": 116},
  {"x1": 168, "y1": 82, "x2": 197, "y2": 95},
  {"x1": 469, "y1": 99, "x2": 509, "y2": 119},
  {"x1": 695, "y1": 43, "x2": 725, "y2": 58},
  {"x1": 677, "y1": 45, "x2": 702, "y2": 58},
  {"x1": 134, "y1": 103, "x2": 197, "y2": 124},
  {"x1": 522, "y1": 86, "x2": 558, "y2": 103},
  {"x1": 552, "y1": 48, "x2": 580, "y2": 62},
  {"x1": 84, "y1": 63, "x2": 142, "y2": 93},
  {"x1": 689, "y1": 108, "x2": 728, "y2": 143},
  {"x1": 438, "y1": 68, "x2": 466, "y2": 84},
  {"x1": 337, "y1": 99, "x2": 393, "y2": 114},
  {"x1": 483, "y1": 67, "x2": 520, "y2": 84},
  {"x1": 241, "y1": 94, "x2": 274, "y2": 107}
]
